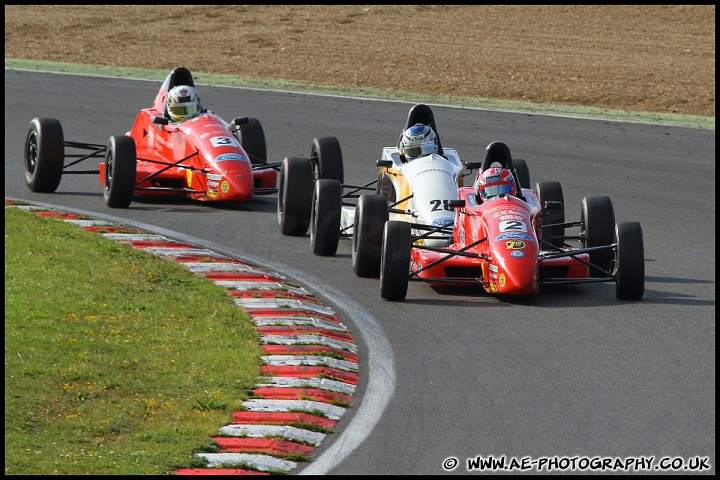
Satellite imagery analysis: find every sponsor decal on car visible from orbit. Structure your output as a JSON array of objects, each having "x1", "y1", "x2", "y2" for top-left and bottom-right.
[
  {"x1": 493, "y1": 209, "x2": 524, "y2": 219},
  {"x1": 499, "y1": 273, "x2": 506, "y2": 287},
  {"x1": 186, "y1": 169, "x2": 192, "y2": 187},
  {"x1": 495, "y1": 232, "x2": 534, "y2": 241},
  {"x1": 432, "y1": 218, "x2": 454, "y2": 227},
  {"x1": 214, "y1": 153, "x2": 247, "y2": 163},
  {"x1": 506, "y1": 240, "x2": 526, "y2": 249},
  {"x1": 489, "y1": 264, "x2": 498, "y2": 272},
  {"x1": 498, "y1": 214, "x2": 525, "y2": 221},
  {"x1": 206, "y1": 173, "x2": 222, "y2": 181},
  {"x1": 510, "y1": 250, "x2": 525, "y2": 258},
  {"x1": 221, "y1": 181, "x2": 230, "y2": 193}
]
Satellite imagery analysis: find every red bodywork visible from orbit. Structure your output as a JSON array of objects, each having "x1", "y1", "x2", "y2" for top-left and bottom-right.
[
  {"x1": 98, "y1": 70, "x2": 276, "y2": 201},
  {"x1": 410, "y1": 186, "x2": 590, "y2": 295}
]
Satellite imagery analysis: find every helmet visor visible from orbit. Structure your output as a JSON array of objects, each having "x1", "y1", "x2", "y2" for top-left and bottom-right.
[
  {"x1": 404, "y1": 141, "x2": 436, "y2": 159},
  {"x1": 481, "y1": 182, "x2": 513, "y2": 198},
  {"x1": 169, "y1": 102, "x2": 200, "y2": 119}
]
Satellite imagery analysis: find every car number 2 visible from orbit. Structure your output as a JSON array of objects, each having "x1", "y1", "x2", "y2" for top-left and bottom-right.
[{"x1": 499, "y1": 220, "x2": 528, "y2": 232}]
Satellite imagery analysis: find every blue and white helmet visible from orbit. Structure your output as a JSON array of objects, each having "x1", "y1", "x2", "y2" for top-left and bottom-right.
[{"x1": 399, "y1": 123, "x2": 438, "y2": 160}]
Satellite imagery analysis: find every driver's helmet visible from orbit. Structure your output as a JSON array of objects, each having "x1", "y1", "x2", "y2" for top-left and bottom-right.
[
  {"x1": 398, "y1": 123, "x2": 438, "y2": 160},
  {"x1": 167, "y1": 85, "x2": 201, "y2": 122},
  {"x1": 475, "y1": 166, "x2": 517, "y2": 200}
]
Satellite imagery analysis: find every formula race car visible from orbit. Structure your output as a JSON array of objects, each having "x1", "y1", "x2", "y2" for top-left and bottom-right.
[
  {"x1": 276, "y1": 104, "x2": 507, "y2": 278},
  {"x1": 378, "y1": 141, "x2": 645, "y2": 301},
  {"x1": 23, "y1": 66, "x2": 278, "y2": 208}
]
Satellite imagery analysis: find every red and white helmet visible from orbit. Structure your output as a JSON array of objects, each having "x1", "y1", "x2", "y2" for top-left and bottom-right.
[
  {"x1": 167, "y1": 85, "x2": 201, "y2": 122},
  {"x1": 475, "y1": 166, "x2": 516, "y2": 200}
]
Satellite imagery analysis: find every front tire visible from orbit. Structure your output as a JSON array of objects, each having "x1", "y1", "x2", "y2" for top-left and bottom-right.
[
  {"x1": 352, "y1": 194, "x2": 389, "y2": 277},
  {"x1": 615, "y1": 221, "x2": 645, "y2": 300},
  {"x1": 536, "y1": 181, "x2": 565, "y2": 248},
  {"x1": 233, "y1": 117, "x2": 267, "y2": 165},
  {"x1": 311, "y1": 136, "x2": 344, "y2": 183},
  {"x1": 24, "y1": 117, "x2": 64, "y2": 193},
  {"x1": 513, "y1": 158, "x2": 530, "y2": 189},
  {"x1": 277, "y1": 156, "x2": 314, "y2": 236},
  {"x1": 581, "y1": 195, "x2": 615, "y2": 277},
  {"x1": 380, "y1": 221, "x2": 411, "y2": 301},
  {"x1": 310, "y1": 179, "x2": 342, "y2": 256},
  {"x1": 103, "y1": 136, "x2": 137, "y2": 208}
]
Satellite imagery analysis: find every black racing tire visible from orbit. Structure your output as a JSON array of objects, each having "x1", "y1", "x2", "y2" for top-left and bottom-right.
[
  {"x1": 352, "y1": 194, "x2": 389, "y2": 278},
  {"x1": 233, "y1": 117, "x2": 267, "y2": 165},
  {"x1": 615, "y1": 221, "x2": 645, "y2": 300},
  {"x1": 535, "y1": 181, "x2": 565, "y2": 248},
  {"x1": 277, "y1": 156, "x2": 314, "y2": 236},
  {"x1": 24, "y1": 117, "x2": 64, "y2": 193},
  {"x1": 581, "y1": 195, "x2": 615, "y2": 277},
  {"x1": 103, "y1": 136, "x2": 137, "y2": 208},
  {"x1": 311, "y1": 136, "x2": 344, "y2": 183},
  {"x1": 513, "y1": 158, "x2": 530, "y2": 189},
  {"x1": 310, "y1": 179, "x2": 342, "y2": 256},
  {"x1": 380, "y1": 221, "x2": 411, "y2": 301}
]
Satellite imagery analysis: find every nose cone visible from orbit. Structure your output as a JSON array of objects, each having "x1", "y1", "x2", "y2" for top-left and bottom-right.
[
  {"x1": 218, "y1": 162, "x2": 254, "y2": 201},
  {"x1": 496, "y1": 258, "x2": 539, "y2": 295}
]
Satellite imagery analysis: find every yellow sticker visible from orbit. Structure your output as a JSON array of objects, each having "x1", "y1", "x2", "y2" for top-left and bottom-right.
[
  {"x1": 499, "y1": 273, "x2": 505, "y2": 287},
  {"x1": 221, "y1": 181, "x2": 230, "y2": 193},
  {"x1": 186, "y1": 169, "x2": 192, "y2": 187}
]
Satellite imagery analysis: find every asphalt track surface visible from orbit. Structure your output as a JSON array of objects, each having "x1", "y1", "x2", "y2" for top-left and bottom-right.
[{"x1": 5, "y1": 69, "x2": 715, "y2": 475}]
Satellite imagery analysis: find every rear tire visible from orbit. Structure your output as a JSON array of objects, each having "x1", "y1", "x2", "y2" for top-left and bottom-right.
[
  {"x1": 536, "y1": 181, "x2": 565, "y2": 248},
  {"x1": 380, "y1": 221, "x2": 411, "y2": 301},
  {"x1": 581, "y1": 195, "x2": 615, "y2": 277},
  {"x1": 615, "y1": 222, "x2": 645, "y2": 300},
  {"x1": 277, "y1": 156, "x2": 314, "y2": 236},
  {"x1": 352, "y1": 194, "x2": 389, "y2": 277},
  {"x1": 103, "y1": 136, "x2": 137, "y2": 208},
  {"x1": 24, "y1": 117, "x2": 64, "y2": 193},
  {"x1": 311, "y1": 136, "x2": 344, "y2": 183},
  {"x1": 310, "y1": 179, "x2": 342, "y2": 256}
]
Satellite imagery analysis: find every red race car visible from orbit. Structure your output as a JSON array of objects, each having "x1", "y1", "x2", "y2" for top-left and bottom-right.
[
  {"x1": 23, "y1": 66, "x2": 278, "y2": 208},
  {"x1": 378, "y1": 141, "x2": 645, "y2": 301}
]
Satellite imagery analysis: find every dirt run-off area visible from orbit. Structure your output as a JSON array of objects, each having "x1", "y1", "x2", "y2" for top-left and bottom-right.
[{"x1": 4, "y1": 5, "x2": 715, "y2": 119}]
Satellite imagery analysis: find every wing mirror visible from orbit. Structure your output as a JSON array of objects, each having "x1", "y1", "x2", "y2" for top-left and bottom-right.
[
  {"x1": 377, "y1": 159, "x2": 393, "y2": 168},
  {"x1": 230, "y1": 117, "x2": 249, "y2": 133},
  {"x1": 152, "y1": 116, "x2": 169, "y2": 125},
  {"x1": 448, "y1": 199, "x2": 466, "y2": 208},
  {"x1": 542, "y1": 200, "x2": 563, "y2": 210}
]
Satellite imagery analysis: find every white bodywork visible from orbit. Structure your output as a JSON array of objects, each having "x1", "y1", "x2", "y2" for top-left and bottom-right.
[{"x1": 341, "y1": 147, "x2": 465, "y2": 246}]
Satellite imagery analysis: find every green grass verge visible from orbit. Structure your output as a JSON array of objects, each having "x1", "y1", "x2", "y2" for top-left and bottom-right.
[
  {"x1": 4, "y1": 58, "x2": 714, "y2": 130},
  {"x1": 4, "y1": 206, "x2": 263, "y2": 474}
]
